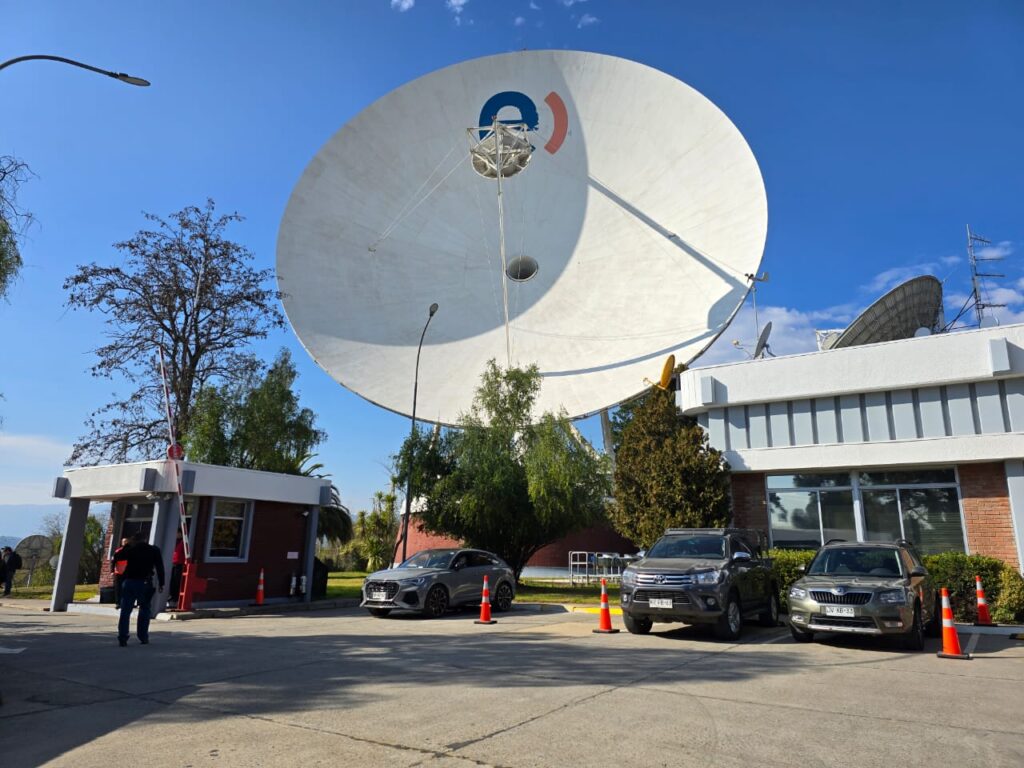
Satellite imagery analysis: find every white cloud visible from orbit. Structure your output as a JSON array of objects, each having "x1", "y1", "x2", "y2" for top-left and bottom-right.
[
  {"x1": 863, "y1": 264, "x2": 938, "y2": 294},
  {"x1": 0, "y1": 433, "x2": 72, "y2": 505},
  {"x1": 939, "y1": 255, "x2": 961, "y2": 266},
  {"x1": 390, "y1": 0, "x2": 415, "y2": 11},
  {"x1": 529, "y1": 0, "x2": 540, "y2": 8},
  {"x1": 514, "y1": 15, "x2": 525, "y2": 26},
  {"x1": 577, "y1": 13, "x2": 599, "y2": 27},
  {"x1": 561, "y1": 0, "x2": 587, "y2": 5},
  {"x1": 447, "y1": 0, "x2": 468, "y2": 13},
  {"x1": 977, "y1": 240, "x2": 1013, "y2": 260}
]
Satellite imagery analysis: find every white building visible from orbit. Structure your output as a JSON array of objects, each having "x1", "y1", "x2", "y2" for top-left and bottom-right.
[{"x1": 677, "y1": 324, "x2": 1024, "y2": 568}]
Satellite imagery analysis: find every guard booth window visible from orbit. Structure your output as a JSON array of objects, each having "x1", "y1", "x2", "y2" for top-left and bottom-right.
[{"x1": 118, "y1": 502, "x2": 155, "y2": 543}]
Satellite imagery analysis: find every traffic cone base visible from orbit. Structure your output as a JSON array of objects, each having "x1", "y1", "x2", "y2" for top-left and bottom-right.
[
  {"x1": 937, "y1": 587, "x2": 971, "y2": 660},
  {"x1": 593, "y1": 578, "x2": 620, "y2": 634},
  {"x1": 475, "y1": 575, "x2": 497, "y2": 625},
  {"x1": 974, "y1": 575, "x2": 995, "y2": 626}
]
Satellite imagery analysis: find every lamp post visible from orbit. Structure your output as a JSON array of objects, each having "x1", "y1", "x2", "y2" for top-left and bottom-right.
[
  {"x1": 0, "y1": 55, "x2": 150, "y2": 86},
  {"x1": 400, "y1": 302, "x2": 439, "y2": 563}
]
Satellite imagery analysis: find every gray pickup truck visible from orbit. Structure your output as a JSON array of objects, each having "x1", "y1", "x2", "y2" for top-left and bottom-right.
[{"x1": 619, "y1": 528, "x2": 779, "y2": 640}]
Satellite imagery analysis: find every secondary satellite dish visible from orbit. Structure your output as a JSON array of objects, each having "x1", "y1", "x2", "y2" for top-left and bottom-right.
[
  {"x1": 278, "y1": 50, "x2": 768, "y2": 423},
  {"x1": 823, "y1": 276, "x2": 943, "y2": 350},
  {"x1": 753, "y1": 321, "x2": 773, "y2": 359},
  {"x1": 15, "y1": 535, "x2": 55, "y2": 587},
  {"x1": 658, "y1": 354, "x2": 677, "y2": 390}
]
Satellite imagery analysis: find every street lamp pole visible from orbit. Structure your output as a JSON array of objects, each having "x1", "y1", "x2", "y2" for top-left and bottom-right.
[
  {"x1": 400, "y1": 302, "x2": 439, "y2": 564},
  {"x1": 0, "y1": 55, "x2": 150, "y2": 86}
]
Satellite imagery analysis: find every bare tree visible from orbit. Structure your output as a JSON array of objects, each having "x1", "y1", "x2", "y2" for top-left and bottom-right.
[
  {"x1": 64, "y1": 200, "x2": 285, "y2": 464},
  {"x1": 0, "y1": 154, "x2": 33, "y2": 301}
]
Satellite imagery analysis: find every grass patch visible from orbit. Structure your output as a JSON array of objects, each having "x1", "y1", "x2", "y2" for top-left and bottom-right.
[
  {"x1": 3, "y1": 584, "x2": 99, "y2": 602},
  {"x1": 326, "y1": 571, "x2": 615, "y2": 606},
  {"x1": 325, "y1": 571, "x2": 366, "y2": 600}
]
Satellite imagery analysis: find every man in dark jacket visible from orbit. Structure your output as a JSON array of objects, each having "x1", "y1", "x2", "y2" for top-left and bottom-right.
[
  {"x1": 116, "y1": 533, "x2": 166, "y2": 647},
  {"x1": 2, "y1": 546, "x2": 20, "y2": 597}
]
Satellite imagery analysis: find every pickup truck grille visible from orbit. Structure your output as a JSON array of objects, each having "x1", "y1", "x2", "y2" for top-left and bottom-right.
[
  {"x1": 810, "y1": 591, "x2": 872, "y2": 605},
  {"x1": 635, "y1": 590, "x2": 691, "y2": 604},
  {"x1": 635, "y1": 573, "x2": 695, "y2": 586},
  {"x1": 364, "y1": 581, "x2": 399, "y2": 600}
]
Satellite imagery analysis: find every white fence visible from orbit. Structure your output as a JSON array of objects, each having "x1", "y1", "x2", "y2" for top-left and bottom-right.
[{"x1": 568, "y1": 551, "x2": 638, "y2": 585}]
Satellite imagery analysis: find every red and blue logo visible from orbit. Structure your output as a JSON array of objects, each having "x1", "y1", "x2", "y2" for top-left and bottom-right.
[{"x1": 478, "y1": 90, "x2": 568, "y2": 155}]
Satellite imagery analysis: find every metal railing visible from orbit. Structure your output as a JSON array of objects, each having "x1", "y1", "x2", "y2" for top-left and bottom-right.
[{"x1": 569, "y1": 551, "x2": 638, "y2": 585}]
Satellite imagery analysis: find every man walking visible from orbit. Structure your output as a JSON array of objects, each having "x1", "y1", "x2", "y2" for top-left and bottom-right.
[{"x1": 116, "y1": 533, "x2": 166, "y2": 647}]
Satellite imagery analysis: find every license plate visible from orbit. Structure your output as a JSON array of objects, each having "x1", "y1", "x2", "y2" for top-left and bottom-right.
[
  {"x1": 824, "y1": 606, "x2": 855, "y2": 617},
  {"x1": 649, "y1": 598, "x2": 673, "y2": 609},
  {"x1": 371, "y1": 591, "x2": 387, "y2": 601}
]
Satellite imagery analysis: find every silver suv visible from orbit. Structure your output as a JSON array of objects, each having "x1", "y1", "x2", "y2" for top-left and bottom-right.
[{"x1": 620, "y1": 529, "x2": 780, "y2": 640}]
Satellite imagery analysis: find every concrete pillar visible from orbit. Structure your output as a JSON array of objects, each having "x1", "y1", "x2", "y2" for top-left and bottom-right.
[
  {"x1": 50, "y1": 498, "x2": 90, "y2": 612},
  {"x1": 1006, "y1": 460, "x2": 1024, "y2": 574},
  {"x1": 303, "y1": 506, "x2": 319, "y2": 604},
  {"x1": 150, "y1": 496, "x2": 180, "y2": 613}
]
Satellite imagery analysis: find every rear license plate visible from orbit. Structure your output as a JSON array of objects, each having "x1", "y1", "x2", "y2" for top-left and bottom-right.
[
  {"x1": 824, "y1": 606, "x2": 855, "y2": 617},
  {"x1": 649, "y1": 598, "x2": 673, "y2": 609},
  {"x1": 371, "y1": 591, "x2": 387, "y2": 601}
]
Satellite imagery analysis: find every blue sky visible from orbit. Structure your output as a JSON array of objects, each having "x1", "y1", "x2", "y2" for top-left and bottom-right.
[{"x1": 1, "y1": 1, "x2": 1022, "y2": 537}]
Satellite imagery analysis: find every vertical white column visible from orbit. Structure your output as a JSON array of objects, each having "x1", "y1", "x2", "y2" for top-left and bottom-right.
[
  {"x1": 1005, "y1": 460, "x2": 1024, "y2": 573},
  {"x1": 50, "y1": 498, "x2": 91, "y2": 612}
]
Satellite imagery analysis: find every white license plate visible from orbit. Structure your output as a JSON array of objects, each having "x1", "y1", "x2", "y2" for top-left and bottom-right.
[
  {"x1": 371, "y1": 591, "x2": 387, "y2": 601},
  {"x1": 649, "y1": 598, "x2": 673, "y2": 609},
  {"x1": 824, "y1": 606, "x2": 855, "y2": 617}
]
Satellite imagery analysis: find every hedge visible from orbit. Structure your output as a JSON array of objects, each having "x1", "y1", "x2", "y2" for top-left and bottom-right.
[{"x1": 766, "y1": 548, "x2": 1024, "y2": 623}]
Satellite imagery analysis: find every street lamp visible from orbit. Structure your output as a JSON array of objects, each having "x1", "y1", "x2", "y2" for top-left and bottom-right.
[
  {"x1": 399, "y1": 302, "x2": 439, "y2": 563},
  {"x1": 0, "y1": 55, "x2": 150, "y2": 86}
]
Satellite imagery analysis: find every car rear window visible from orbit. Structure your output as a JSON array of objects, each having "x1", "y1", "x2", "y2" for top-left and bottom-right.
[{"x1": 807, "y1": 547, "x2": 903, "y2": 577}]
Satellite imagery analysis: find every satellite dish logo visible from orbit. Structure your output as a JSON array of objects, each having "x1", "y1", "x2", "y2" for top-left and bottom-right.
[{"x1": 478, "y1": 90, "x2": 568, "y2": 154}]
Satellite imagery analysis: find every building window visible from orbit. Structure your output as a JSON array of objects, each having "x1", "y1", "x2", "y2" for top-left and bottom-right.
[
  {"x1": 117, "y1": 502, "x2": 155, "y2": 546},
  {"x1": 206, "y1": 499, "x2": 253, "y2": 561},
  {"x1": 766, "y1": 467, "x2": 966, "y2": 555}
]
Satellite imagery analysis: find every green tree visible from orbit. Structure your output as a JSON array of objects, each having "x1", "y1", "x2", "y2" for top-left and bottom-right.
[
  {"x1": 185, "y1": 350, "x2": 351, "y2": 545},
  {"x1": 609, "y1": 386, "x2": 731, "y2": 549},
  {"x1": 396, "y1": 360, "x2": 610, "y2": 580},
  {"x1": 64, "y1": 200, "x2": 284, "y2": 464},
  {"x1": 42, "y1": 511, "x2": 107, "y2": 584},
  {"x1": 356, "y1": 492, "x2": 399, "y2": 572}
]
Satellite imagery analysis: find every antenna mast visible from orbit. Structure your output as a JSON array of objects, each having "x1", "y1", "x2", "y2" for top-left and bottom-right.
[{"x1": 967, "y1": 225, "x2": 1004, "y2": 326}]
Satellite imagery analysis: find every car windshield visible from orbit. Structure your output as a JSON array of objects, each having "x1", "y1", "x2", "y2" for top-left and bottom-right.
[
  {"x1": 807, "y1": 547, "x2": 903, "y2": 578},
  {"x1": 646, "y1": 535, "x2": 725, "y2": 559},
  {"x1": 398, "y1": 549, "x2": 457, "y2": 569}
]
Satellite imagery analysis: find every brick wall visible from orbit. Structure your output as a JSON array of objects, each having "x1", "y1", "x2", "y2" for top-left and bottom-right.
[
  {"x1": 959, "y1": 463, "x2": 1020, "y2": 569},
  {"x1": 730, "y1": 473, "x2": 768, "y2": 531}
]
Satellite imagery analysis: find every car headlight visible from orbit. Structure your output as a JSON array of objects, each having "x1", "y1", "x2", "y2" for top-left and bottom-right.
[
  {"x1": 621, "y1": 569, "x2": 637, "y2": 587},
  {"x1": 398, "y1": 577, "x2": 426, "y2": 587},
  {"x1": 788, "y1": 586, "x2": 808, "y2": 600},
  {"x1": 696, "y1": 570, "x2": 722, "y2": 585},
  {"x1": 878, "y1": 589, "x2": 906, "y2": 605}
]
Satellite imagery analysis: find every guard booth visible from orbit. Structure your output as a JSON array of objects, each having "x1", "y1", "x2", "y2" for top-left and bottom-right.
[{"x1": 50, "y1": 460, "x2": 332, "y2": 612}]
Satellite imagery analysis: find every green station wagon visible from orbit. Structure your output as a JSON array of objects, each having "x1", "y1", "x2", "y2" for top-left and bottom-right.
[{"x1": 787, "y1": 540, "x2": 938, "y2": 650}]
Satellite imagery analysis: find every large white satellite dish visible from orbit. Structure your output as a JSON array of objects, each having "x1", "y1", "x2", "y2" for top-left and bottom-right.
[
  {"x1": 823, "y1": 276, "x2": 944, "y2": 350},
  {"x1": 277, "y1": 50, "x2": 768, "y2": 423}
]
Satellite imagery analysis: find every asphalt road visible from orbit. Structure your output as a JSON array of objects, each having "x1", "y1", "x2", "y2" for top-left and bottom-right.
[{"x1": 1, "y1": 603, "x2": 1022, "y2": 767}]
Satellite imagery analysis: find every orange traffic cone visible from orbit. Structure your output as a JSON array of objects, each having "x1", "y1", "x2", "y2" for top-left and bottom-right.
[
  {"x1": 255, "y1": 567, "x2": 265, "y2": 606},
  {"x1": 937, "y1": 587, "x2": 970, "y2": 660},
  {"x1": 474, "y1": 574, "x2": 497, "y2": 625},
  {"x1": 974, "y1": 575, "x2": 995, "y2": 626},
  {"x1": 592, "y1": 578, "x2": 620, "y2": 634}
]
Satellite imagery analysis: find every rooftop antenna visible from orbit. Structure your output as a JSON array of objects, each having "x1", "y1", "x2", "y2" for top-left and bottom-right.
[
  {"x1": 967, "y1": 225, "x2": 1004, "y2": 326},
  {"x1": 744, "y1": 271, "x2": 769, "y2": 342}
]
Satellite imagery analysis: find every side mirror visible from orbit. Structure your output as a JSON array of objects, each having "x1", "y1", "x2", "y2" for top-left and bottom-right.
[
  {"x1": 732, "y1": 551, "x2": 752, "y2": 562},
  {"x1": 909, "y1": 566, "x2": 927, "y2": 578},
  {"x1": 636, "y1": 550, "x2": 646, "y2": 559}
]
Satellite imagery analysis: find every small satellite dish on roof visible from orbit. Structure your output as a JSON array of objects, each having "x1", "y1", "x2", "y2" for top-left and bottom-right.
[
  {"x1": 15, "y1": 535, "x2": 55, "y2": 587},
  {"x1": 913, "y1": 326, "x2": 932, "y2": 338},
  {"x1": 277, "y1": 50, "x2": 768, "y2": 423},
  {"x1": 827, "y1": 276, "x2": 944, "y2": 350},
  {"x1": 753, "y1": 321, "x2": 773, "y2": 359},
  {"x1": 658, "y1": 354, "x2": 676, "y2": 390}
]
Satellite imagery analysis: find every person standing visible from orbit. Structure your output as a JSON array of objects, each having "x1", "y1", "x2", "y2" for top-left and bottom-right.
[
  {"x1": 169, "y1": 529, "x2": 186, "y2": 605},
  {"x1": 116, "y1": 533, "x2": 165, "y2": 647},
  {"x1": 111, "y1": 537, "x2": 129, "y2": 608},
  {"x1": 2, "y1": 546, "x2": 20, "y2": 597}
]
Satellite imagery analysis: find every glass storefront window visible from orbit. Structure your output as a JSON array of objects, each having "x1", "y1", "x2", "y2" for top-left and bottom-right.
[
  {"x1": 820, "y1": 490, "x2": 856, "y2": 543},
  {"x1": 900, "y1": 487, "x2": 965, "y2": 556},
  {"x1": 862, "y1": 489, "x2": 901, "y2": 542},
  {"x1": 767, "y1": 473, "x2": 851, "y2": 489},
  {"x1": 768, "y1": 491, "x2": 822, "y2": 549},
  {"x1": 859, "y1": 469, "x2": 956, "y2": 486}
]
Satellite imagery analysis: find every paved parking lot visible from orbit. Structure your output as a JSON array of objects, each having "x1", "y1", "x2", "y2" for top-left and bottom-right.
[{"x1": 2, "y1": 603, "x2": 1023, "y2": 767}]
